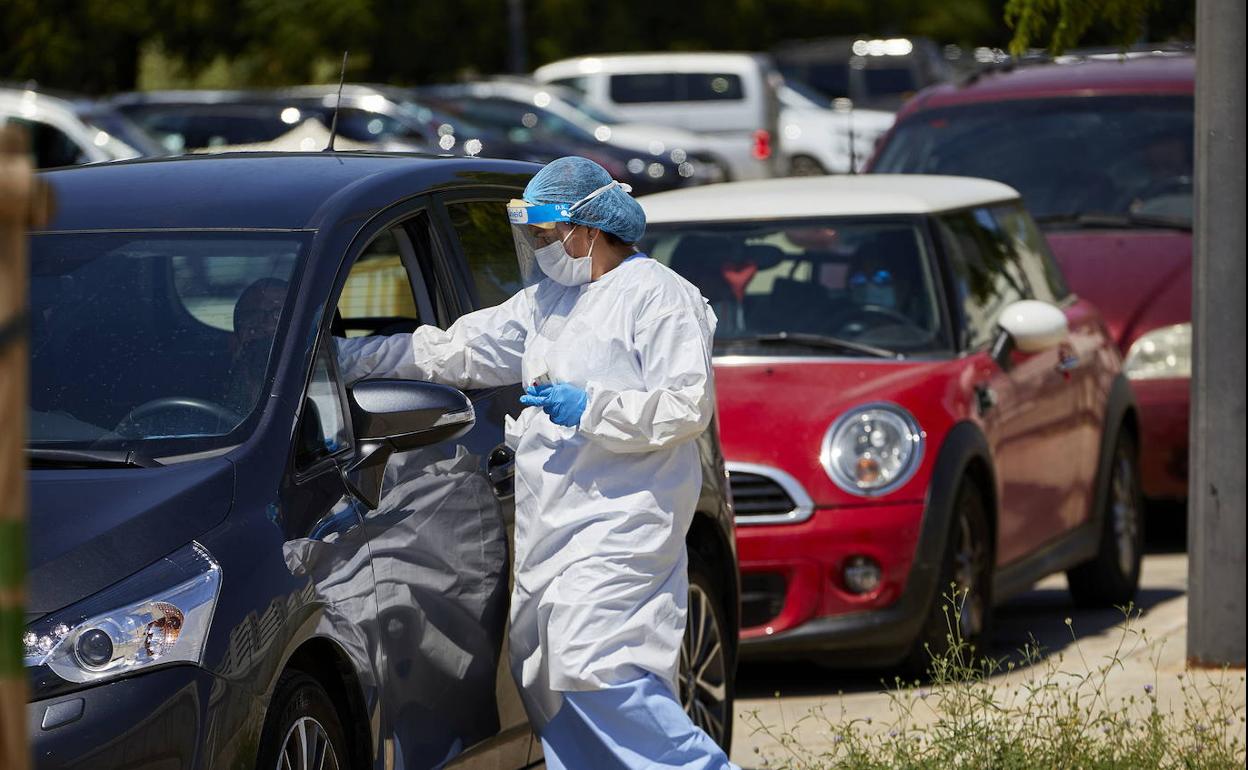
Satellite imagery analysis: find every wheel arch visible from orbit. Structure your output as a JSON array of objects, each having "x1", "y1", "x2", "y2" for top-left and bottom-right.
[
  {"x1": 1088, "y1": 373, "x2": 1140, "y2": 530},
  {"x1": 280, "y1": 636, "x2": 373, "y2": 770}
]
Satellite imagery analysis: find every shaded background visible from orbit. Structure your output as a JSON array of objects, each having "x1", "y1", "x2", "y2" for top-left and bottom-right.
[{"x1": 1, "y1": 0, "x2": 1195, "y2": 95}]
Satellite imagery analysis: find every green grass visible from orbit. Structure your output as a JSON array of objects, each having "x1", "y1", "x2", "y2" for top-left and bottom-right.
[{"x1": 741, "y1": 596, "x2": 1246, "y2": 770}]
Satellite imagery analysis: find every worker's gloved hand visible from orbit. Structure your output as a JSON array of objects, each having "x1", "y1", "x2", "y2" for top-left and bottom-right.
[{"x1": 520, "y1": 383, "x2": 588, "y2": 427}]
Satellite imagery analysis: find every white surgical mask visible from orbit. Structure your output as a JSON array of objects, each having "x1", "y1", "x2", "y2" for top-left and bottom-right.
[{"x1": 534, "y1": 228, "x2": 594, "y2": 286}]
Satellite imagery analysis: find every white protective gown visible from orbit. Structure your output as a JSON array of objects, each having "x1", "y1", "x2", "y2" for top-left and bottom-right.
[{"x1": 336, "y1": 256, "x2": 718, "y2": 727}]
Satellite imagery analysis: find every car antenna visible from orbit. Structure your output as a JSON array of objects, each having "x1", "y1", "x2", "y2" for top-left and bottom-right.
[{"x1": 325, "y1": 50, "x2": 349, "y2": 152}]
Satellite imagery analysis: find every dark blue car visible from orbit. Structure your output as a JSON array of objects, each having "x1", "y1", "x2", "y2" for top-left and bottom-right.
[{"x1": 25, "y1": 152, "x2": 740, "y2": 769}]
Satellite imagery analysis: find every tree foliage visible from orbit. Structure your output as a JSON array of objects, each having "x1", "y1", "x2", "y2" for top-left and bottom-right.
[{"x1": 1004, "y1": 0, "x2": 1161, "y2": 55}]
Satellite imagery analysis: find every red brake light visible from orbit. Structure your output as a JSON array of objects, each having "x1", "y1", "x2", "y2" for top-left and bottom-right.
[{"x1": 751, "y1": 129, "x2": 772, "y2": 161}]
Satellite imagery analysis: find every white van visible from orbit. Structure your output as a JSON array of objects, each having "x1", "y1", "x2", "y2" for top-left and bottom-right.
[{"x1": 534, "y1": 52, "x2": 784, "y2": 180}]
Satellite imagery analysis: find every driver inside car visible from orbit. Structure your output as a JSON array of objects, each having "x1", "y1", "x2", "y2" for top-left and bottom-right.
[
  {"x1": 837, "y1": 231, "x2": 928, "y2": 341},
  {"x1": 223, "y1": 277, "x2": 289, "y2": 415}
]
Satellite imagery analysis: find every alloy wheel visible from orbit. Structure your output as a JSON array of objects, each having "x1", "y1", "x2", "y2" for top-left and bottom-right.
[
  {"x1": 277, "y1": 716, "x2": 340, "y2": 770},
  {"x1": 1111, "y1": 452, "x2": 1140, "y2": 577},
  {"x1": 679, "y1": 583, "x2": 729, "y2": 745},
  {"x1": 951, "y1": 509, "x2": 988, "y2": 641}
]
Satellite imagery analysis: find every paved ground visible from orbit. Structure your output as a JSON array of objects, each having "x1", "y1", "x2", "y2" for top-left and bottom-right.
[{"x1": 728, "y1": 511, "x2": 1246, "y2": 765}]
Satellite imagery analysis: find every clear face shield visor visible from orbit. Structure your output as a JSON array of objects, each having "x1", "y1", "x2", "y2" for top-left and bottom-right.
[{"x1": 505, "y1": 181, "x2": 632, "y2": 289}]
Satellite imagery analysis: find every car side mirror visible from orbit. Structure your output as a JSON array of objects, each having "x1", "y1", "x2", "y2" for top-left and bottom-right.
[
  {"x1": 340, "y1": 379, "x2": 475, "y2": 508},
  {"x1": 991, "y1": 299, "x2": 1069, "y2": 368}
]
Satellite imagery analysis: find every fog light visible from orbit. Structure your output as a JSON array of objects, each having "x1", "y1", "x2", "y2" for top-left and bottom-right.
[{"x1": 843, "y1": 556, "x2": 882, "y2": 595}]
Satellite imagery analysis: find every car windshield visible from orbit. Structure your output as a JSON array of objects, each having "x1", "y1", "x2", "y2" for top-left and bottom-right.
[
  {"x1": 642, "y1": 218, "x2": 949, "y2": 355},
  {"x1": 28, "y1": 231, "x2": 308, "y2": 460},
  {"x1": 873, "y1": 95, "x2": 1194, "y2": 226}
]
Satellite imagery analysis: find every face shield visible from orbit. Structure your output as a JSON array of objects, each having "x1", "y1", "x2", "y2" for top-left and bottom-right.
[{"x1": 506, "y1": 181, "x2": 633, "y2": 290}]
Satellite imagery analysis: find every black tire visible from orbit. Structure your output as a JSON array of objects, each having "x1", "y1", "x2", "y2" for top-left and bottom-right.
[
  {"x1": 788, "y1": 155, "x2": 827, "y2": 176},
  {"x1": 256, "y1": 671, "x2": 348, "y2": 770},
  {"x1": 1067, "y1": 430, "x2": 1144, "y2": 608},
  {"x1": 902, "y1": 480, "x2": 993, "y2": 678},
  {"x1": 681, "y1": 550, "x2": 735, "y2": 752}
]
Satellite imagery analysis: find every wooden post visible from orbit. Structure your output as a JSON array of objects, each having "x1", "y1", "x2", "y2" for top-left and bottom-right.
[{"x1": 0, "y1": 123, "x2": 53, "y2": 770}]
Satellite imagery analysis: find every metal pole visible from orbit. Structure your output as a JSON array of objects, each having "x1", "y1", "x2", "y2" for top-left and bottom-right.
[
  {"x1": 507, "y1": 0, "x2": 528, "y2": 75},
  {"x1": 1188, "y1": 0, "x2": 1247, "y2": 668}
]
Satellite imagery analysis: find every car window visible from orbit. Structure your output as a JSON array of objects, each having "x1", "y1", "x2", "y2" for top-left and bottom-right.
[
  {"x1": 28, "y1": 231, "x2": 307, "y2": 457},
  {"x1": 296, "y1": 343, "x2": 350, "y2": 469},
  {"x1": 337, "y1": 229, "x2": 422, "y2": 337},
  {"x1": 11, "y1": 118, "x2": 88, "y2": 169},
  {"x1": 684, "y1": 73, "x2": 745, "y2": 101},
  {"x1": 642, "y1": 217, "x2": 949, "y2": 355},
  {"x1": 991, "y1": 204, "x2": 1070, "y2": 303},
  {"x1": 873, "y1": 95, "x2": 1194, "y2": 225},
  {"x1": 442, "y1": 199, "x2": 525, "y2": 308},
  {"x1": 937, "y1": 208, "x2": 1032, "y2": 349},
  {"x1": 610, "y1": 73, "x2": 680, "y2": 103}
]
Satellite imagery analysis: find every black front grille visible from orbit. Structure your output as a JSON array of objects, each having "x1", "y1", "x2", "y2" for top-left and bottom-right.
[
  {"x1": 741, "y1": 572, "x2": 787, "y2": 628},
  {"x1": 729, "y1": 470, "x2": 797, "y2": 518}
]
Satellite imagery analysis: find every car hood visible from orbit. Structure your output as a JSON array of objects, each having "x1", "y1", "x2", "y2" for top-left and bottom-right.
[
  {"x1": 1044, "y1": 229, "x2": 1191, "y2": 348},
  {"x1": 26, "y1": 458, "x2": 235, "y2": 617}
]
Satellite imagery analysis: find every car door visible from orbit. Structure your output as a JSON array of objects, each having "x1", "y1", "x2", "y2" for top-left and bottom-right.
[
  {"x1": 937, "y1": 207, "x2": 1082, "y2": 566},
  {"x1": 430, "y1": 190, "x2": 537, "y2": 767},
  {"x1": 992, "y1": 203, "x2": 1105, "y2": 532},
  {"x1": 331, "y1": 205, "x2": 524, "y2": 769}
]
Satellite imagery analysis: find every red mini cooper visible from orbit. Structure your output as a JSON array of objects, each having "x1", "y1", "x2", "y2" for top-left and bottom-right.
[{"x1": 639, "y1": 175, "x2": 1142, "y2": 669}]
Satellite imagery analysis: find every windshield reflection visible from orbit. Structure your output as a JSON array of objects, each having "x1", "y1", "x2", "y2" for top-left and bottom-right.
[{"x1": 28, "y1": 231, "x2": 306, "y2": 457}]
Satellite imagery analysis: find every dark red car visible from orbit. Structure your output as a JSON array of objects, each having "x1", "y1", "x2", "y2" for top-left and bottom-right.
[
  {"x1": 869, "y1": 53, "x2": 1193, "y2": 502},
  {"x1": 640, "y1": 175, "x2": 1142, "y2": 668}
]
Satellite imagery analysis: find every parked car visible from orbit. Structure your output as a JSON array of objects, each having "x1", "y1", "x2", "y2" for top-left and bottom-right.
[
  {"x1": 868, "y1": 52, "x2": 1193, "y2": 502},
  {"x1": 412, "y1": 78, "x2": 730, "y2": 183},
  {"x1": 638, "y1": 175, "x2": 1141, "y2": 670},
  {"x1": 26, "y1": 152, "x2": 740, "y2": 769},
  {"x1": 1, "y1": 87, "x2": 143, "y2": 168},
  {"x1": 777, "y1": 79, "x2": 895, "y2": 175},
  {"x1": 771, "y1": 36, "x2": 954, "y2": 111},
  {"x1": 69, "y1": 99, "x2": 167, "y2": 158},
  {"x1": 110, "y1": 87, "x2": 432, "y2": 154},
  {"x1": 533, "y1": 52, "x2": 785, "y2": 180},
  {"x1": 412, "y1": 84, "x2": 701, "y2": 195}
]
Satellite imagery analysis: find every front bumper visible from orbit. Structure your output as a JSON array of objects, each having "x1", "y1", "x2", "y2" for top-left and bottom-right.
[
  {"x1": 736, "y1": 501, "x2": 929, "y2": 664},
  {"x1": 29, "y1": 666, "x2": 235, "y2": 770},
  {"x1": 1131, "y1": 377, "x2": 1189, "y2": 501}
]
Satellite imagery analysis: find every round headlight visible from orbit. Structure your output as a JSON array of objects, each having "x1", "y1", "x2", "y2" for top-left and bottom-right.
[{"x1": 821, "y1": 404, "x2": 924, "y2": 496}]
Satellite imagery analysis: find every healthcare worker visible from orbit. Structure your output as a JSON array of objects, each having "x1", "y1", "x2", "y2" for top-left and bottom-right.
[{"x1": 336, "y1": 156, "x2": 738, "y2": 770}]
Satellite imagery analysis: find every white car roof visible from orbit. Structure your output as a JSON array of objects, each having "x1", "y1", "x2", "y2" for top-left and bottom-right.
[
  {"x1": 536, "y1": 52, "x2": 767, "y2": 78},
  {"x1": 640, "y1": 174, "x2": 1020, "y2": 223}
]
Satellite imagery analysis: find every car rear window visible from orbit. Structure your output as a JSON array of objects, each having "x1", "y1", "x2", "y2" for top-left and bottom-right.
[{"x1": 609, "y1": 73, "x2": 745, "y2": 104}]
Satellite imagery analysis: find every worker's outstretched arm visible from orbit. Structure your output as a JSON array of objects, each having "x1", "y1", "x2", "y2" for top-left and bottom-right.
[{"x1": 336, "y1": 290, "x2": 528, "y2": 390}]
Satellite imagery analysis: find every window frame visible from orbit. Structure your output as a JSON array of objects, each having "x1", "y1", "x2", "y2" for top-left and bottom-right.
[{"x1": 430, "y1": 187, "x2": 528, "y2": 317}]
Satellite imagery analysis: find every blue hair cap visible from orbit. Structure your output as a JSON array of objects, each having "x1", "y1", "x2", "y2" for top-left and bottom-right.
[{"x1": 523, "y1": 156, "x2": 647, "y2": 243}]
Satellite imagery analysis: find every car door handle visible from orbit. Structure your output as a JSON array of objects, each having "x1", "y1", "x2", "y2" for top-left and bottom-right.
[{"x1": 487, "y1": 445, "x2": 515, "y2": 499}]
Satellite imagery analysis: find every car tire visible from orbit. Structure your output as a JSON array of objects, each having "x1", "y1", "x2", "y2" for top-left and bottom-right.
[
  {"x1": 681, "y1": 550, "x2": 735, "y2": 752},
  {"x1": 788, "y1": 155, "x2": 826, "y2": 176},
  {"x1": 902, "y1": 480, "x2": 993, "y2": 678},
  {"x1": 256, "y1": 671, "x2": 348, "y2": 770},
  {"x1": 1067, "y1": 430, "x2": 1144, "y2": 608}
]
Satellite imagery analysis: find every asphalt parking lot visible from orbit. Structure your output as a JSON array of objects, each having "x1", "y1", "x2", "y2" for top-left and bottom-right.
[{"x1": 727, "y1": 507, "x2": 1240, "y2": 765}]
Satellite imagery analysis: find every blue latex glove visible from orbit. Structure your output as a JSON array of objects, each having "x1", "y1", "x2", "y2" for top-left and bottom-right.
[{"x1": 520, "y1": 383, "x2": 588, "y2": 427}]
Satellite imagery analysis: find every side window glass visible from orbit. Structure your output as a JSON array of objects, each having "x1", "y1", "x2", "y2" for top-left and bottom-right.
[
  {"x1": 444, "y1": 200, "x2": 524, "y2": 307},
  {"x1": 610, "y1": 73, "x2": 679, "y2": 103},
  {"x1": 684, "y1": 73, "x2": 745, "y2": 101},
  {"x1": 992, "y1": 204, "x2": 1070, "y2": 303},
  {"x1": 337, "y1": 229, "x2": 421, "y2": 336},
  {"x1": 296, "y1": 344, "x2": 350, "y2": 468},
  {"x1": 938, "y1": 210, "x2": 1030, "y2": 349},
  {"x1": 15, "y1": 118, "x2": 87, "y2": 169}
]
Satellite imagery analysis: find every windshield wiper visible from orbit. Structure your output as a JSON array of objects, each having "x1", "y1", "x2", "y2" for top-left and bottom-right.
[
  {"x1": 722, "y1": 332, "x2": 901, "y2": 359},
  {"x1": 1035, "y1": 212, "x2": 1192, "y2": 231},
  {"x1": 27, "y1": 448, "x2": 162, "y2": 469}
]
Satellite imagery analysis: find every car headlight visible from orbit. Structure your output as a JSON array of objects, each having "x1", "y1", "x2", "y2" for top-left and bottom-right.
[
  {"x1": 821, "y1": 404, "x2": 924, "y2": 496},
  {"x1": 1124, "y1": 322, "x2": 1191, "y2": 380},
  {"x1": 23, "y1": 542, "x2": 221, "y2": 686}
]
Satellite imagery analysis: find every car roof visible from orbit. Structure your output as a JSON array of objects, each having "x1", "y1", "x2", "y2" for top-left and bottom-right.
[
  {"x1": 36, "y1": 152, "x2": 537, "y2": 232},
  {"x1": 640, "y1": 174, "x2": 1018, "y2": 223},
  {"x1": 536, "y1": 52, "x2": 771, "y2": 78},
  {"x1": 900, "y1": 53, "x2": 1193, "y2": 117}
]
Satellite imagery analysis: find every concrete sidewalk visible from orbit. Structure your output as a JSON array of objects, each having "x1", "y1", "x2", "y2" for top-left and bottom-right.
[{"x1": 729, "y1": 551, "x2": 1246, "y2": 764}]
